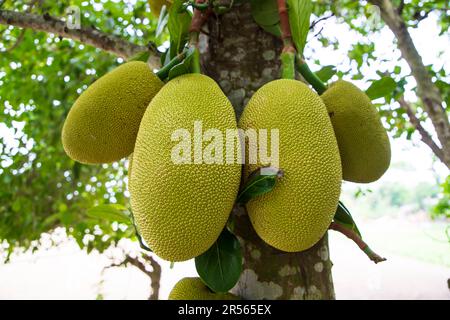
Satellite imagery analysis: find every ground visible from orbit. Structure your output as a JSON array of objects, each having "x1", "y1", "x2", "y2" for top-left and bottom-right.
[{"x1": 0, "y1": 218, "x2": 448, "y2": 300}]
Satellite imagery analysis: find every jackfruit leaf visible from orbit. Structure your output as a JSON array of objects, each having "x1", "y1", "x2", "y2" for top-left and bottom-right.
[
  {"x1": 287, "y1": 0, "x2": 312, "y2": 55},
  {"x1": 315, "y1": 65, "x2": 336, "y2": 83},
  {"x1": 195, "y1": 228, "x2": 243, "y2": 293},
  {"x1": 333, "y1": 201, "x2": 362, "y2": 238},
  {"x1": 237, "y1": 167, "x2": 282, "y2": 205},
  {"x1": 261, "y1": 23, "x2": 282, "y2": 38},
  {"x1": 167, "y1": 47, "x2": 195, "y2": 80},
  {"x1": 86, "y1": 204, "x2": 131, "y2": 225},
  {"x1": 156, "y1": 5, "x2": 169, "y2": 38},
  {"x1": 161, "y1": 48, "x2": 171, "y2": 66},
  {"x1": 168, "y1": 0, "x2": 192, "y2": 59},
  {"x1": 366, "y1": 76, "x2": 397, "y2": 100},
  {"x1": 250, "y1": 0, "x2": 280, "y2": 28},
  {"x1": 128, "y1": 50, "x2": 151, "y2": 63}
]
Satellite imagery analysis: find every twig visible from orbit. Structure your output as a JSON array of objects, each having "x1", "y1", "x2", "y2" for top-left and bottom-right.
[
  {"x1": 189, "y1": 0, "x2": 211, "y2": 35},
  {"x1": 398, "y1": 96, "x2": 445, "y2": 163},
  {"x1": 4, "y1": 28, "x2": 25, "y2": 52},
  {"x1": 397, "y1": 0, "x2": 405, "y2": 15},
  {"x1": 309, "y1": 13, "x2": 334, "y2": 30},
  {"x1": 106, "y1": 252, "x2": 162, "y2": 300},
  {"x1": 329, "y1": 221, "x2": 386, "y2": 264}
]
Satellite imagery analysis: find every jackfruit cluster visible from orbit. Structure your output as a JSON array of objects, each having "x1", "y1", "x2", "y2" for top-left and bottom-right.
[
  {"x1": 169, "y1": 278, "x2": 239, "y2": 300},
  {"x1": 61, "y1": 53, "x2": 390, "y2": 284}
]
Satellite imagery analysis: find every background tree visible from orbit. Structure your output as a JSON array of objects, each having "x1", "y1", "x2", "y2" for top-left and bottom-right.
[{"x1": 0, "y1": 0, "x2": 448, "y2": 299}]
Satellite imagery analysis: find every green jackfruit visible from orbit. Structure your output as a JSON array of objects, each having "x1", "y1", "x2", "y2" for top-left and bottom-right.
[
  {"x1": 321, "y1": 80, "x2": 391, "y2": 183},
  {"x1": 62, "y1": 61, "x2": 163, "y2": 164},
  {"x1": 239, "y1": 79, "x2": 342, "y2": 252},
  {"x1": 169, "y1": 278, "x2": 239, "y2": 300},
  {"x1": 130, "y1": 73, "x2": 241, "y2": 262}
]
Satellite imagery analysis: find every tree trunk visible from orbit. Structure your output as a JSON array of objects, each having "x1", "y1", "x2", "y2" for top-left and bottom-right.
[{"x1": 202, "y1": 3, "x2": 335, "y2": 300}]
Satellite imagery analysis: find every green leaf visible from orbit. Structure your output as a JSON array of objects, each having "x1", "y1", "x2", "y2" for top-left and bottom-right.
[
  {"x1": 237, "y1": 167, "x2": 282, "y2": 205},
  {"x1": 168, "y1": 0, "x2": 192, "y2": 59},
  {"x1": 261, "y1": 23, "x2": 282, "y2": 37},
  {"x1": 156, "y1": 5, "x2": 169, "y2": 38},
  {"x1": 86, "y1": 204, "x2": 131, "y2": 225},
  {"x1": 333, "y1": 201, "x2": 362, "y2": 238},
  {"x1": 195, "y1": 229, "x2": 242, "y2": 293},
  {"x1": 287, "y1": 0, "x2": 312, "y2": 55},
  {"x1": 366, "y1": 76, "x2": 397, "y2": 100},
  {"x1": 315, "y1": 65, "x2": 336, "y2": 82},
  {"x1": 167, "y1": 61, "x2": 189, "y2": 79},
  {"x1": 167, "y1": 47, "x2": 195, "y2": 80},
  {"x1": 250, "y1": 0, "x2": 280, "y2": 28}
]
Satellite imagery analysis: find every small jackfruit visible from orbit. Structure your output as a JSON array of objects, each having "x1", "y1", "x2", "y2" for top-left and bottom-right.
[
  {"x1": 239, "y1": 79, "x2": 342, "y2": 252},
  {"x1": 130, "y1": 73, "x2": 241, "y2": 262},
  {"x1": 62, "y1": 61, "x2": 163, "y2": 164},
  {"x1": 148, "y1": 0, "x2": 172, "y2": 17},
  {"x1": 169, "y1": 278, "x2": 239, "y2": 300},
  {"x1": 321, "y1": 80, "x2": 391, "y2": 183}
]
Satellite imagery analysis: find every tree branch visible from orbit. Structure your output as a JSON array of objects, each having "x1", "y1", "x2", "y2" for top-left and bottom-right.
[
  {"x1": 107, "y1": 253, "x2": 162, "y2": 300},
  {"x1": 398, "y1": 96, "x2": 445, "y2": 163},
  {"x1": 368, "y1": 0, "x2": 450, "y2": 168},
  {"x1": 310, "y1": 13, "x2": 334, "y2": 30},
  {"x1": 0, "y1": 9, "x2": 160, "y2": 67}
]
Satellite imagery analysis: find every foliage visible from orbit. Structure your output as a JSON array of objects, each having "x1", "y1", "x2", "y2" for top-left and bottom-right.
[
  {"x1": 432, "y1": 175, "x2": 450, "y2": 219},
  {"x1": 311, "y1": 0, "x2": 449, "y2": 141},
  {"x1": 0, "y1": 0, "x2": 161, "y2": 260}
]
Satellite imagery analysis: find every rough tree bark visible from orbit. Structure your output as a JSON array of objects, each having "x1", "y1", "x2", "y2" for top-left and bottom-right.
[
  {"x1": 368, "y1": 0, "x2": 450, "y2": 168},
  {"x1": 201, "y1": 3, "x2": 335, "y2": 300}
]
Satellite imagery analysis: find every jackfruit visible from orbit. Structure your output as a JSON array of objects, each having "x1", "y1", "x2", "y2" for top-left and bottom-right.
[
  {"x1": 148, "y1": 0, "x2": 172, "y2": 17},
  {"x1": 129, "y1": 73, "x2": 241, "y2": 262},
  {"x1": 169, "y1": 278, "x2": 239, "y2": 300},
  {"x1": 239, "y1": 79, "x2": 342, "y2": 252},
  {"x1": 321, "y1": 80, "x2": 391, "y2": 183},
  {"x1": 62, "y1": 61, "x2": 163, "y2": 164}
]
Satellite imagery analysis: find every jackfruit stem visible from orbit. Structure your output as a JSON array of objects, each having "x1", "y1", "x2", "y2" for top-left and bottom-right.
[
  {"x1": 277, "y1": 0, "x2": 296, "y2": 80},
  {"x1": 188, "y1": 0, "x2": 210, "y2": 74},
  {"x1": 281, "y1": 51, "x2": 296, "y2": 80},
  {"x1": 329, "y1": 221, "x2": 387, "y2": 264},
  {"x1": 156, "y1": 50, "x2": 188, "y2": 81},
  {"x1": 295, "y1": 56, "x2": 328, "y2": 95}
]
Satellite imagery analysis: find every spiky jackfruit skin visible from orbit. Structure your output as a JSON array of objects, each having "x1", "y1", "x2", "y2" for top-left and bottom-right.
[
  {"x1": 62, "y1": 61, "x2": 163, "y2": 164},
  {"x1": 239, "y1": 79, "x2": 342, "y2": 252},
  {"x1": 169, "y1": 278, "x2": 239, "y2": 300},
  {"x1": 148, "y1": 0, "x2": 172, "y2": 17},
  {"x1": 130, "y1": 74, "x2": 241, "y2": 262},
  {"x1": 321, "y1": 80, "x2": 391, "y2": 183}
]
